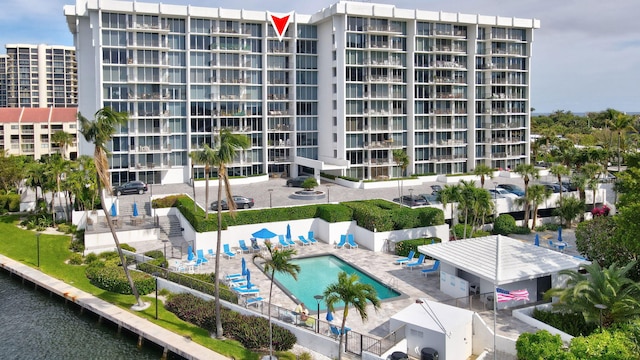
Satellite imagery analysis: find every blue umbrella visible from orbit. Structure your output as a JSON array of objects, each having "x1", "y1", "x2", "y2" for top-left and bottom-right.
[
  {"x1": 252, "y1": 228, "x2": 276, "y2": 239},
  {"x1": 558, "y1": 227, "x2": 563, "y2": 242},
  {"x1": 246, "y1": 268, "x2": 252, "y2": 289},
  {"x1": 534, "y1": 233, "x2": 540, "y2": 247},
  {"x1": 286, "y1": 224, "x2": 292, "y2": 241},
  {"x1": 132, "y1": 202, "x2": 139, "y2": 217},
  {"x1": 241, "y1": 257, "x2": 247, "y2": 276},
  {"x1": 326, "y1": 311, "x2": 334, "y2": 322},
  {"x1": 110, "y1": 203, "x2": 117, "y2": 217}
]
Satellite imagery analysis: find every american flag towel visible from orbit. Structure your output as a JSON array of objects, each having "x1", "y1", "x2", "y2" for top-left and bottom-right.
[{"x1": 496, "y1": 288, "x2": 529, "y2": 302}]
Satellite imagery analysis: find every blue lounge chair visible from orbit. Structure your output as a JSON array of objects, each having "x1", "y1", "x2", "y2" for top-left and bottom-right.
[
  {"x1": 245, "y1": 296, "x2": 265, "y2": 308},
  {"x1": 251, "y1": 238, "x2": 261, "y2": 252},
  {"x1": 225, "y1": 273, "x2": 243, "y2": 280},
  {"x1": 227, "y1": 277, "x2": 248, "y2": 287},
  {"x1": 278, "y1": 235, "x2": 291, "y2": 248},
  {"x1": 223, "y1": 244, "x2": 236, "y2": 259},
  {"x1": 196, "y1": 249, "x2": 209, "y2": 263},
  {"x1": 421, "y1": 260, "x2": 440, "y2": 277},
  {"x1": 233, "y1": 286, "x2": 260, "y2": 296},
  {"x1": 335, "y1": 234, "x2": 347, "y2": 249},
  {"x1": 207, "y1": 249, "x2": 215, "y2": 260},
  {"x1": 298, "y1": 235, "x2": 311, "y2": 246},
  {"x1": 346, "y1": 234, "x2": 358, "y2": 249},
  {"x1": 406, "y1": 254, "x2": 426, "y2": 270},
  {"x1": 187, "y1": 245, "x2": 195, "y2": 261},
  {"x1": 394, "y1": 250, "x2": 415, "y2": 265},
  {"x1": 307, "y1": 231, "x2": 317, "y2": 244},
  {"x1": 286, "y1": 236, "x2": 296, "y2": 247},
  {"x1": 329, "y1": 325, "x2": 351, "y2": 339},
  {"x1": 238, "y1": 240, "x2": 251, "y2": 253}
]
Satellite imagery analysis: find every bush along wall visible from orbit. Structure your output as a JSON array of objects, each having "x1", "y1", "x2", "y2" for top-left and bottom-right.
[
  {"x1": 395, "y1": 238, "x2": 441, "y2": 258},
  {"x1": 85, "y1": 262, "x2": 155, "y2": 295},
  {"x1": 165, "y1": 293, "x2": 296, "y2": 351}
]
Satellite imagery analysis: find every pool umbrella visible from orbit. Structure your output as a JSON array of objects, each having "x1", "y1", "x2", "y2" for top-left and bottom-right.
[
  {"x1": 132, "y1": 202, "x2": 139, "y2": 217},
  {"x1": 534, "y1": 233, "x2": 540, "y2": 247},
  {"x1": 241, "y1": 257, "x2": 247, "y2": 276},
  {"x1": 252, "y1": 228, "x2": 276, "y2": 239},
  {"x1": 558, "y1": 227, "x2": 563, "y2": 242},
  {"x1": 246, "y1": 268, "x2": 252, "y2": 289},
  {"x1": 110, "y1": 203, "x2": 117, "y2": 217},
  {"x1": 326, "y1": 311, "x2": 334, "y2": 322},
  {"x1": 286, "y1": 224, "x2": 292, "y2": 241}
]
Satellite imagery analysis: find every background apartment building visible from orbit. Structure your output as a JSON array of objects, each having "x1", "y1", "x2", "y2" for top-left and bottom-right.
[
  {"x1": 0, "y1": 107, "x2": 78, "y2": 159},
  {"x1": 64, "y1": 0, "x2": 538, "y2": 185},
  {"x1": 0, "y1": 44, "x2": 78, "y2": 108}
]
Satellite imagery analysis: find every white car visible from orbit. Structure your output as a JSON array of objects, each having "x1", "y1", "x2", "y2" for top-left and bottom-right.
[{"x1": 488, "y1": 188, "x2": 519, "y2": 199}]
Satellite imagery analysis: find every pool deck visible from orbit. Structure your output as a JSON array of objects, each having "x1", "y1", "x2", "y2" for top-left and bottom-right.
[{"x1": 142, "y1": 236, "x2": 544, "y2": 341}]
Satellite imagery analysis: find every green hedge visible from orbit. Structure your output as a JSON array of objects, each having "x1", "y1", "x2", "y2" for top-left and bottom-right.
[
  {"x1": 493, "y1": 214, "x2": 516, "y2": 235},
  {"x1": 395, "y1": 238, "x2": 441, "y2": 257},
  {"x1": 154, "y1": 195, "x2": 444, "y2": 233},
  {"x1": 0, "y1": 194, "x2": 21, "y2": 212},
  {"x1": 166, "y1": 293, "x2": 296, "y2": 351},
  {"x1": 85, "y1": 262, "x2": 155, "y2": 295}
]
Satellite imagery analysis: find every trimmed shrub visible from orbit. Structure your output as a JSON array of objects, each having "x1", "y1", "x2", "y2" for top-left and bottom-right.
[
  {"x1": 472, "y1": 230, "x2": 491, "y2": 237},
  {"x1": 84, "y1": 253, "x2": 99, "y2": 265},
  {"x1": 68, "y1": 253, "x2": 84, "y2": 265},
  {"x1": 144, "y1": 250, "x2": 164, "y2": 259},
  {"x1": 85, "y1": 262, "x2": 155, "y2": 295},
  {"x1": 0, "y1": 194, "x2": 21, "y2": 212},
  {"x1": 395, "y1": 237, "x2": 441, "y2": 257},
  {"x1": 452, "y1": 224, "x2": 473, "y2": 239},
  {"x1": 69, "y1": 240, "x2": 85, "y2": 253},
  {"x1": 516, "y1": 330, "x2": 565, "y2": 360},
  {"x1": 165, "y1": 293, "x2": 296, "y2": 351},
  {"x1": 493, "y1": 214, "x2": 516, "y2": 235},
  {"x1": 532, "y1": 308, "x2": 596, "y2": 337},
  {"x1": 315, "y1": 204, "x2": 352, "y2": 223},
  {"x1": 120, "y1": 243, "x2": 136, "y2": 252},
  {"x1": 512, "y1": 226, "x2": 532, "y2": 235}
]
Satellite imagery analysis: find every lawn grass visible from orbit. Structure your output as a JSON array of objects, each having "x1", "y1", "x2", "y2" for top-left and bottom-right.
[{"x1": 0, "y1": 215, "x2": 293, "y2": 360}]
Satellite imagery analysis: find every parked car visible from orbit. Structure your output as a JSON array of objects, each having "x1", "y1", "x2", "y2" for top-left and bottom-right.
[
  {"x1": 430, "y1": 185, "x2": 443, "y2": 194},
  {"x1": 210, "y1": 196, "x2": 255, "y2": 210},
  {"x1": 286, "y1": 175, "x2": 311, "y2": 187},
  {"x1": 488, "y1": 188, "x2": 519, "y2": 199},
  {"x1": 597, "y1": 172, "x2": 616, "y2": 183},
  {"x1": 392, "y1": 195, "x2": 428, "y2": 207},
  {"x1": 541, "y1": 183, "x2": 568, "y2": 193},
  {"x1": 560, "y1": 180, "x2": 578, "y2": 192},
  {"x1": 113, "y1": 181, "x2": 148, "y2": 196},
  {"x1": 420, "y1": 193, "x2": 441, "y2": 205},
  {"x1": 497, "y1": 184, "x2": 525, "y2": 197}
]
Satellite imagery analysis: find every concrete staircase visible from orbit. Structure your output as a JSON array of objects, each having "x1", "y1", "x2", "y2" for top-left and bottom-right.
[{"x1": 158, "y1": 215, "x2": 190, "y2": 256}]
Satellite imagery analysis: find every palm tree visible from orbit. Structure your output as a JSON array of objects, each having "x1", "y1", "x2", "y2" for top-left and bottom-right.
[
  {"x1": 554, "y1": 196, "x2": 584, "y2": 228},
  {"x1": 472, "y1": 164, "x2": 494, "y2": 188},
  {"x1": 437, "y1": 184, "x2": 462, "y2": 229},
  {"x1": 189, "y1": 144, "x2": 216, "y2": 220},
  {"x1": 253, "y1": 241, "x2": 300, "y2": 360},
  {"x1": 209, "y1": 128, "x2": 250, "y2": 338},
  {"x1": 392, "y1": 149, "x2": 410, "y2": 200},
  {"x1": 549, "y1": 164, "x2": 570, "y2": 205},
  {"x1": 514, "y1": 164, "x2": 539, "y2": 228},
  {"x1": 571, "y1": 173, "x2": 589, "y2": 222},
  {"x1": 44, "y1": 154, "x2": 70, "y2": 224},
  {"x1": 526, "y1": 184, "x2": 552, "y2": 229},
  {"x1": 51, "y1": 130, "x2": 74, "y2": 160},
  {"x1": 606, "y1": 111, "x2": 636, "y2": 173},
  {"x1": 24, "y1": 161, "x2": 45, "y2": 203},
  {"x1": 545, "y1": 261, "x2": 640, "y2": 328},
  {"x1": 79, "y1": 107, "x2": 147, "y2": 310},
  {"x1": 458, "y1": 180, "x2": 477, "y2": 239},
  {"x1": 324, "y1": 271, "x2": 381, "y2": 360}
]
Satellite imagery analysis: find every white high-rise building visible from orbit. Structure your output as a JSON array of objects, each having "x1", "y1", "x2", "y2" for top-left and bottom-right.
[
  {"x1": 0, "y1": 44, "x2": 78, "y2": 108},
  {"x1": 64, "y1": 0, "x2": 539, "y2": 186}
]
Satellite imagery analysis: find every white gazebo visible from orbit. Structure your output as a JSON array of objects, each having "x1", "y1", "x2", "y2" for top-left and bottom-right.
[{"x1": 418, "y1": 235, "x2": 588, "y2": 309}]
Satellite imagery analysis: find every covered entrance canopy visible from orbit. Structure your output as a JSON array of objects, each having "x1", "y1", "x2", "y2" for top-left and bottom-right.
[{"x1": 418, "y1": 235, "x2": 587, "y2": 286}]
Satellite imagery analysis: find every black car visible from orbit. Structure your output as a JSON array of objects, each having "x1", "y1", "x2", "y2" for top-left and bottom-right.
[
  {"x1": 393, "y1": 195, "x2": 428, "y2": 207},
  {"x1": 114, "y1": 181, "x2": 148, "y2": 196},
  {"x1": 560, "y1": 180, "x2": 578, "y2": 192},
  {"x1": 210, "y1": 196, "x2": 255, "y2": 210},
  {"x1": 542, "y1": 183, "x2": 568, "y2": 193},
  {"x1": 497, "y1": 184, "x2": 525, "y2": 197},
  {"x1": 286, "y1": 175, "x2": 311, "y2": 187},
  {"x1": 430, "y1": 185, "x2": 443, "y2": 194}
]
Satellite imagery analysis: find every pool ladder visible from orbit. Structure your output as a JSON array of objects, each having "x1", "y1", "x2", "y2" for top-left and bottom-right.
[{"x1": 386, "y1": 276, "x2": 398, "y2": 289}]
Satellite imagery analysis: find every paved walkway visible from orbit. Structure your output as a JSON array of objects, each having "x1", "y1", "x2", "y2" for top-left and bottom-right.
[{"x1": 0, "y1": 254, "x2": 228, "y2": 360}]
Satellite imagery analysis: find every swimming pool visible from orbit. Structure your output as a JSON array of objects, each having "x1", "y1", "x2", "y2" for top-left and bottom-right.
[{"x1": 272, "y1": 254, "x2": 401, "y2": 311}]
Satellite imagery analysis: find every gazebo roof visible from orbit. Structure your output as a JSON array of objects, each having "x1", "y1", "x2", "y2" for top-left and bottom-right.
[{"x1": 418, "y1": 235, "x2": 587, "y2": 285}]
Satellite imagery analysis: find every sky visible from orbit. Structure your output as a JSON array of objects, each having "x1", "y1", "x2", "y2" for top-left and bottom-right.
[{"x1": 1, "y1": 0, "x2": 638, "y2": 114}]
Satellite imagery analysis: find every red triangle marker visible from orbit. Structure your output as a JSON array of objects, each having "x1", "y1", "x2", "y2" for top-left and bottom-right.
[{"x1": 271, "y1": 15, "x2": 290, "y2": 38}]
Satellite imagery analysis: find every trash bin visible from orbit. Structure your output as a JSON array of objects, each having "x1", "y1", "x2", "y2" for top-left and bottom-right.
[
  {"x1": 486, "y1": 295, "x2": 494, "y2": 310},
  {"x1": 420, "y1": 347, "x2": 439, "y2": 360},
  {"x1": 388, "y1": 351, "x2": 408, "y2": 360}
]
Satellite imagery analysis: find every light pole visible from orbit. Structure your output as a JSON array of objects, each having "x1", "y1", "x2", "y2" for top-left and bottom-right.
[
  {"x1": 36, "y1": 232, "x2": 41, "y2": 268},
  {"x1": 314, "y1": 294, "x2": 323, "y2": 333},
  {"x1": 268, "y1": 189, "x2": 273, "y2": 208},
  {"x1": 326, "y1": 184, "x2": 332, "y2": 203},
  {"x1": 595, "y1": 304, "x2": 607, "y2": 330}
]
